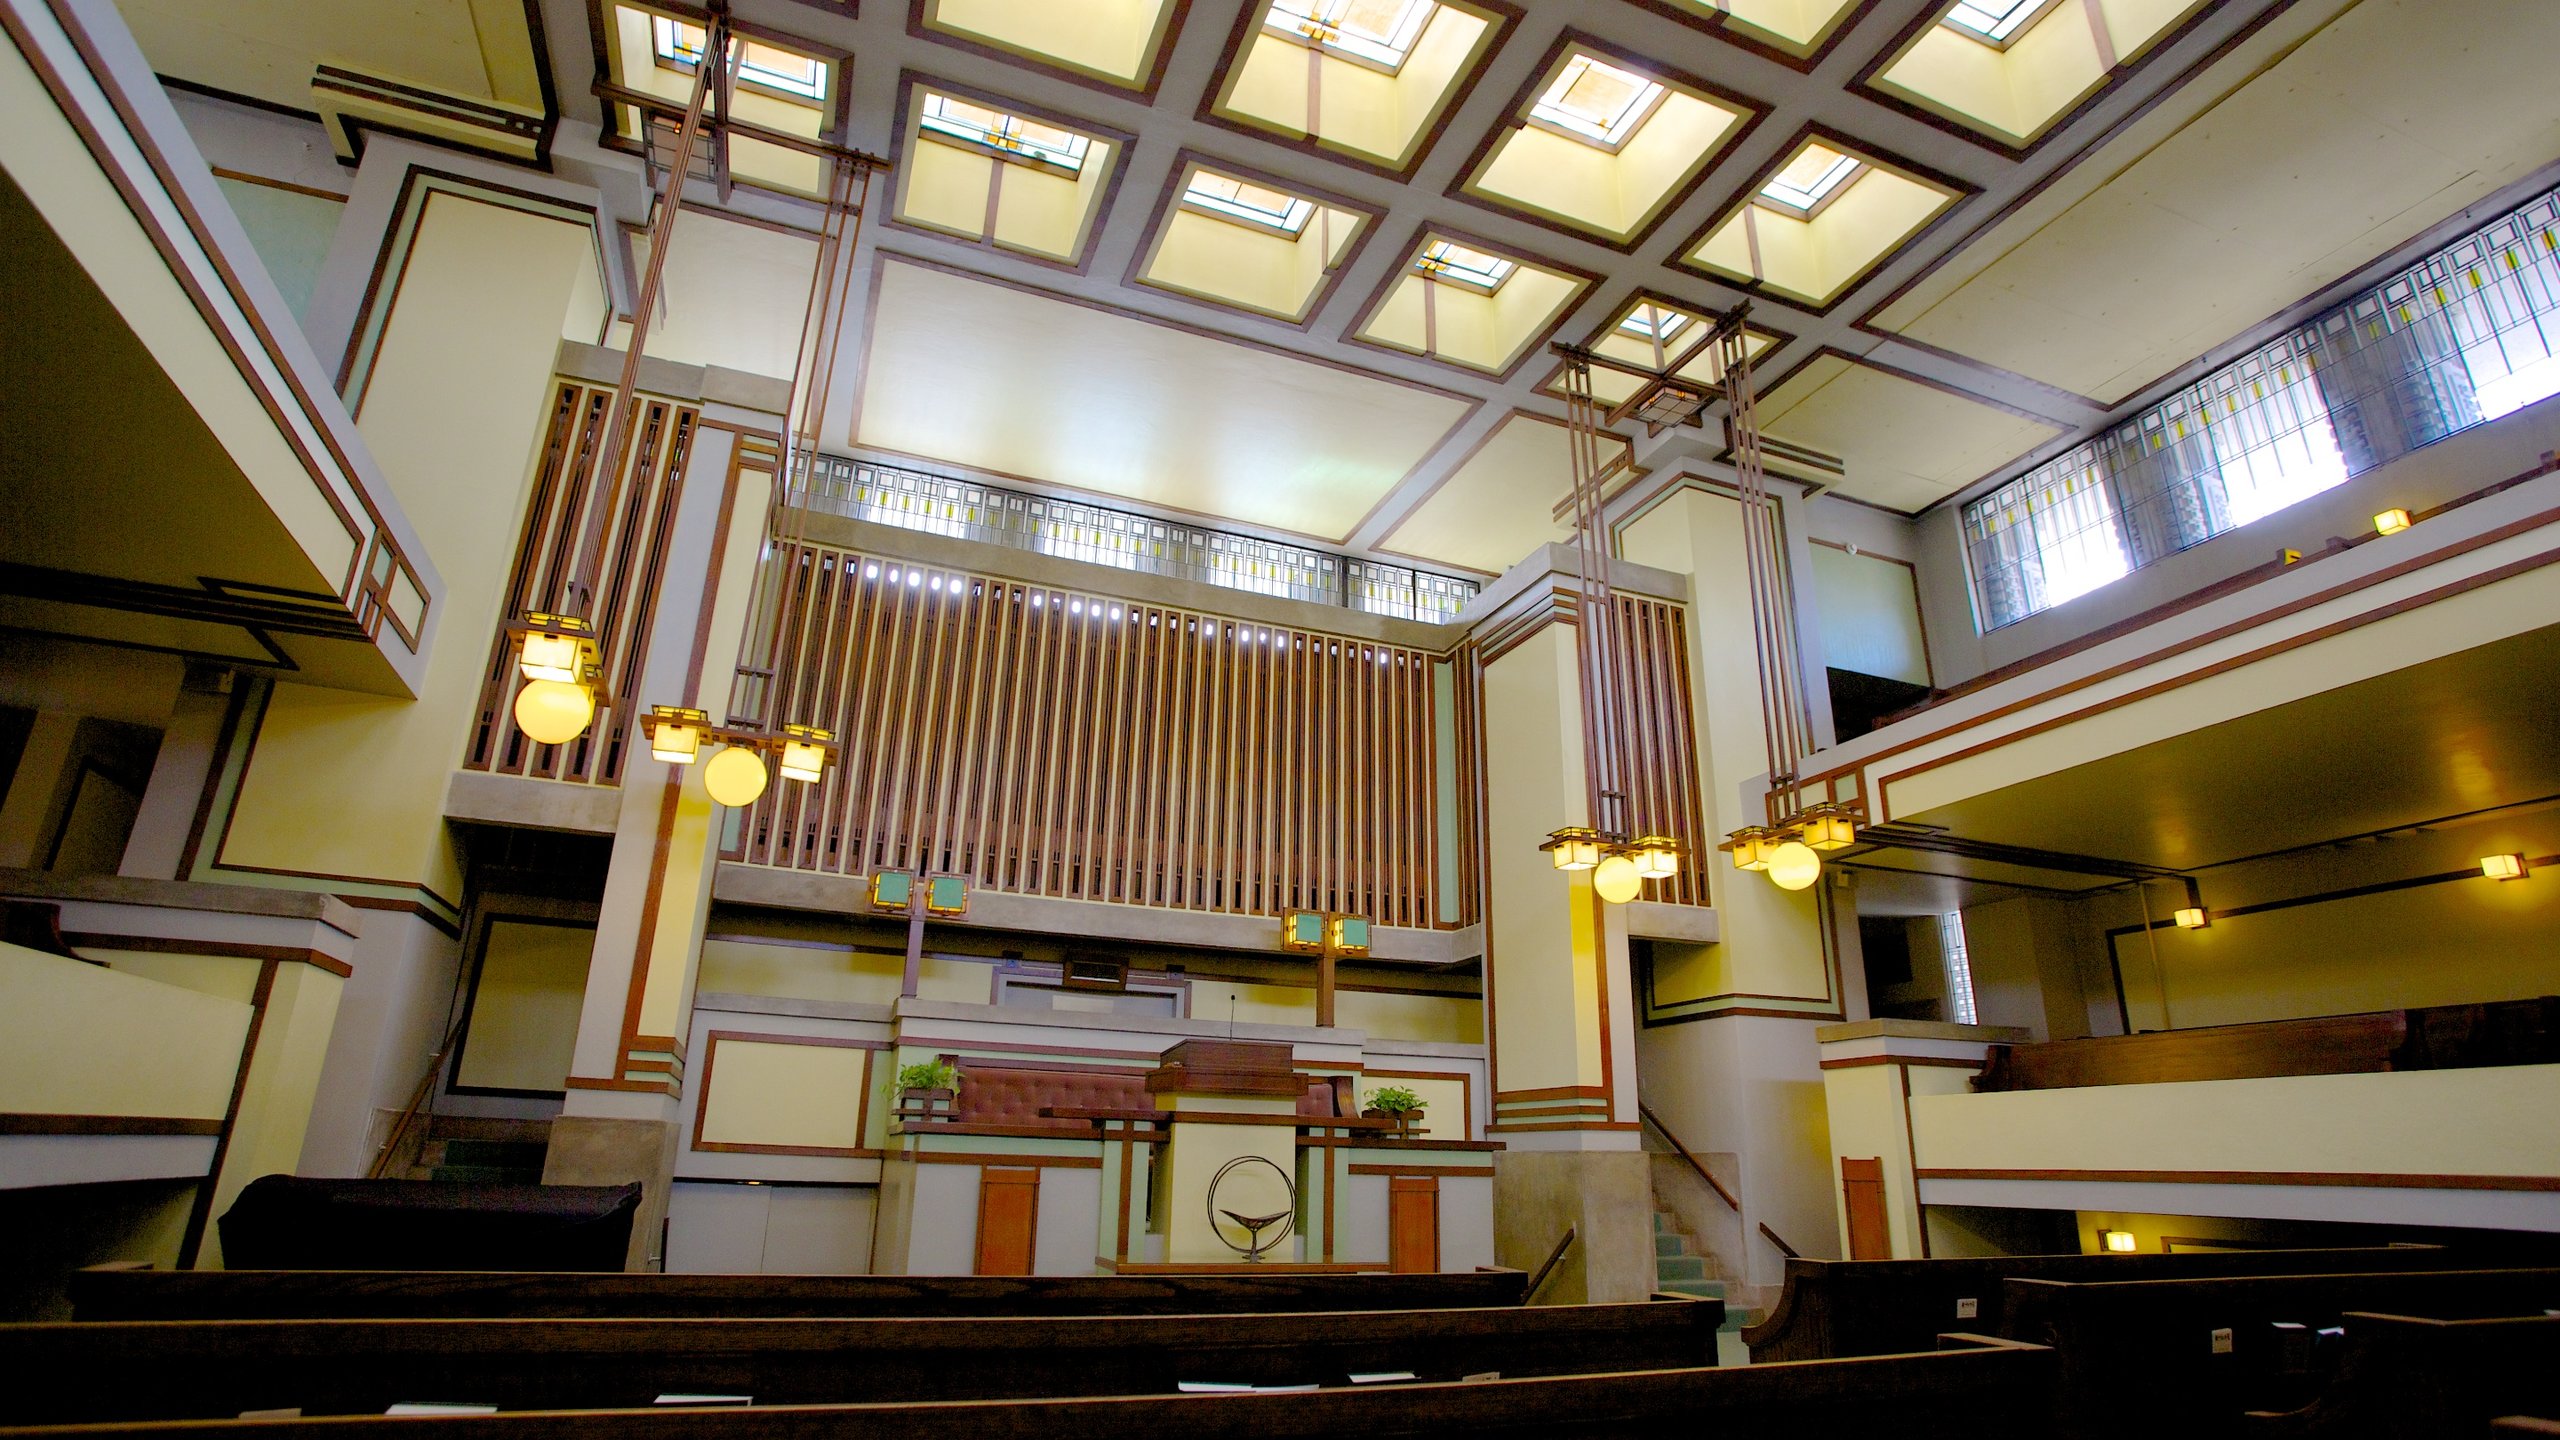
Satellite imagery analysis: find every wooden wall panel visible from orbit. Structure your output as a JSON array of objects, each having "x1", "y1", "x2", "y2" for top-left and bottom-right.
[{"x1": 463, "y1": 382, "x2": 698, "y2": 785}]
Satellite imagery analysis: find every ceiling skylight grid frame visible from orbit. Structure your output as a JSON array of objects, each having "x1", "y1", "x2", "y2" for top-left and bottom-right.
[
  {"x1": 1125, "y1": 150, "x2": 1381, "y2": 328},
  {"x1": 906, "y1": 0, "x2": 1193, "y2": 99},
  {"x1": 1444, "y1": 30, "x2": 1769, "y2": 253},
  {"x1": 1535, "y1": 293, "x2": 1797, "y2": 410},
  {"x1": 883, "y1": 71, "x2": 1139, "y2": 276},
  {"x1": 1260, "y1": 0, "x2": 1439, "y2": 74},
  {"x1": 1671, "y1": 122, "x2": 1978, "y2": 319},
  {"x1": 1939, "y1": 0, "x2": 2070, "y2": 49},
  {"x1": 1523, "y1": 53, "x2": 1669, "y2": 154},
  {"x1": 1849, "y1": 0, "x2": 2228, "y2": 160},
  {"x1": 1195, "y1": 0, "x2": 1520, "y2": 182},
  {"x1": 589, "y1": 0, "x2": 856, "y2": 202},
  {"x1": 1613, "y1": 0, "x2": 1869, "y2": 73}
]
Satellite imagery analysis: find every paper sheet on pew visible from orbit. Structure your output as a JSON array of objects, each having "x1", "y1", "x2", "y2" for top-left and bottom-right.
[
  {"x1": 1176, "y1": 1383, "x2": 1321, "y2": 1393},
  {"x1": 386, "y1": 1404, "x2": 499, "y2": 1415},
  {"x1": 656, "y1": 1395, "x2": 754, "y2": 1406}
]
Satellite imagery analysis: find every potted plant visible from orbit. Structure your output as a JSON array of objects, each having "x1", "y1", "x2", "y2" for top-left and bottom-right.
[
  {"x1": 893, "y1": 1059, "x2": 962, "y2": 1126},
  {"x1": 1361, "y1": 1085, "x2": 1426, "y2": 1138}
]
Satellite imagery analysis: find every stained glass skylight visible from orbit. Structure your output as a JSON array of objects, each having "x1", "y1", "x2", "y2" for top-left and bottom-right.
[
  {"x1": 1757, "y1": 143, "x2": 1862, "y2": 216},
  {"x1": 1183, "y1": 171, "x2": 1316, "y2": 235},
  {"x1": 1528, "y1": 54, "x2": 1666, "y2": 148},
  {"x1": 1618, "y1": 305, "x2": 1691, "y2": 343},
  {"x1": 652, "y1": 16, "x2": 828, "y2": 102},
  {"x1": 918, "y1": 93, "x2": 1091, "y2": 173},
  {"x1": 1414, "y1": 239, "x2": 1514, "y2": 291},
  {"x1": 1940, "y1": 0, "x2": 2053, "y2": 45},
  {"x1": 1264, "y1": 0, "x2": 1436, "y2": 69}
]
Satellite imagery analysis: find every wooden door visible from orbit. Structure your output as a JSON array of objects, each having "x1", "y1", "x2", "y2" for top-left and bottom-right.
[
  {"x1": 1840, "y1": 1157, "x2": 1891, "y2": 1260},
  {"x1": 1388, "y1": 1176, "x2": 1440, "y2": 1273},
  {"x1": 974, "y1": 1168, "x2": 1039, "y2": 1275}
]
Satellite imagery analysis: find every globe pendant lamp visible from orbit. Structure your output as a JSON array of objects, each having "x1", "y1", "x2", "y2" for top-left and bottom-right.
[
  {"x1": 514, "y1": 679, "x2": 596, "y2": 746},
  {"x1": 1592, "y1": 853, "x2": 1643, "y2": 904},
  {"x1": 702, "y1": 743, "x2": 771, "y2": 808},
  {"x1": 1765, "y1": 840, "x2": 1821, "y2": 891}
]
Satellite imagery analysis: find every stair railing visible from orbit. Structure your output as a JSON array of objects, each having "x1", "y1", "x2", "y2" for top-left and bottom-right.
[
  {"x1": 1638, "y1": 1100, "x2": 1802, "y2": 1262},
  {"x1": 1523, "y1": 1226, "x2": 1577, "y2": 1304},
  {"x1": 368, "y1": 1012, "x2": 470, "y2": 1180}
]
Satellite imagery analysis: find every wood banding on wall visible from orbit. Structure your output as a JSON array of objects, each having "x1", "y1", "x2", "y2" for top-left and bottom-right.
[
  {"x1": 733, "y1": 543, "x2": 1456, "y2": 928},
  {"x1": 464, "y1": 381, "x2": 698, "y2": 785}
]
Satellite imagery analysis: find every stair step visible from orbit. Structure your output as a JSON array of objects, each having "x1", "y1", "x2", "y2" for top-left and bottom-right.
[
  {"x1": 1655, "y1": 1232, "x2": 1695, "y2": 1258},
  {"x1": 440, "y1": 1139, "x2": 547, "y2": 1167},
  {"x1": 1654, "y1": 1268, "x2": 1719, "y2": 1294},
  {"x1": 1652, "y1": 1211, "x2": 1670, "y2": 1233},
  {"x1": 1720, "y1": 1306, "x2": 1763, "y2": 1334},
  {"x1": 1655, "y1": 1253, "x2": 1709, "y2": 1283},
  {"x1": 428, "y1": 1165, "x2": 544, "y2": 1185}
]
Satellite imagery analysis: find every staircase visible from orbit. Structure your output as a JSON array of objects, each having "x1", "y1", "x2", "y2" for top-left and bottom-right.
[
  {"x1": 411, "y1": 1115, "x2": 552, "y2": 1184},
  {"x1": 1653, "y1": 1208, "x2": 1758, "y2": 1360}
]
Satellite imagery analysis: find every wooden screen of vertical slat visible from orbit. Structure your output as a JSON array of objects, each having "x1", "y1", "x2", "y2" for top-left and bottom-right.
[
  {"x1": 1607, "y1": 594, "x2": 1712, "y2": 908},
  {"x1": 462, "y1": 381, "x2": 698, "y2": 784},
  {"x1": 733, "y1": 545, "x2": 1461, "y2": 929}
]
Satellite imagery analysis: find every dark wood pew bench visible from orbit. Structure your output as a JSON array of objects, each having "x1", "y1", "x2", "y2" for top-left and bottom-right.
[
  {"x1": 0, "y1": 1298, "x2": 1720, "y2": 1424},
  {"x1": 2494, "y1": 1418, "x2": 2560, "y2": 1436},
  {"x1": 2245, "y1": 1312, "x2": 2560, "y2": 1440},
  {"x1": 1741, "y1": 1245, "x2": 2461, "y2": 1361},
  {"x1": 68, "y1": 1264, "x2": 1529, "y2": 1321},
  {"x1": 2003, "y1": 1267, "x2": 2560, "y2": 1439},
  {"x1": 0, "y1": 1334, "x2": 2055, "y2": 1440}
]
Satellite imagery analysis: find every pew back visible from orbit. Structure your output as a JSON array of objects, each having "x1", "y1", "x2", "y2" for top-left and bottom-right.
[
  {"x1": 0, "y1": 1300, "x2": 1721, "y2": 1424},
  {"x1": 2005, "y1": 1267, "x2": 2560, "y2": 1440},
  {"x1": 0, "y1": 1336, "x2": 2055, "y2": 1439},
  {"x1": 1742, "y1": 1246, "x2": 2460, "y2": 1361},
  {"x1": 68, "y1": 1265, "x2": 1529, "y2": 1321},
  {"x1": 2246, "y1": 1312, "x2": 2560, "y2": 1440}
]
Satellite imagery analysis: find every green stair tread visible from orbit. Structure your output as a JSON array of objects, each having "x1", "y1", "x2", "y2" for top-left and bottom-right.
[
  {"x1": 428, "y1": 1165, "x2": 544, "y2": 1184},
  {"x1": 1655, "y1": 1255, "x2": 1709, "y2": 1282}
]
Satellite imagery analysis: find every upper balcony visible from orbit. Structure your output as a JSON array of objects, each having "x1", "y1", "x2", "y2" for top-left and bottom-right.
[{"x1": 0, "y1": 0, "x2": 438, "y2": 697}]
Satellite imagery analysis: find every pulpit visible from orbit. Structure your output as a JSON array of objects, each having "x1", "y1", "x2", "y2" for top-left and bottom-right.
[{"x1": 1148, "y1": 1039, "x2": 1306, "y2": 1263}]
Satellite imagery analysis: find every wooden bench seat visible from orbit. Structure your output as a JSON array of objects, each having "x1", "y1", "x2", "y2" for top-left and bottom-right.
[
  {"x1": 2004, "y1": 1267, "x2": 2560, "y2": 1439},
  {"x1": 0, "y1": 1299, "x2": 1720, "y2": 1424},
  {"x1": 1741, "y1": 1246, "x2": 2462, "y2": 1361},
  {"x1": 2246, "y1": 1312, "x2": 2560, "y2": 1439},
  {"x1": 68, "y1": 1264, "x2": 1529, "y2": 1322},
  {"x1": 0, "y1": 1335, "x2": 2054, "y2": 1439}
]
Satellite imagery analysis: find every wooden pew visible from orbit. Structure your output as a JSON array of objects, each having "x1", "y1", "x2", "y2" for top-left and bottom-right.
[
  {"x1": 0, "y1": 1299, "x2": 1720, "y2": 1424},
  {"x1": 67, "y1": 1263, "x2": 1530, "y2": 1321},
  {"x1": 0, "y1": 1335, "x2": 2057, "y2": 1439},
  {"x1": 1742, "y1": 1246, "x2": 2463, "y2": 1361},
  {"x1": 2245, "y1": 1312, "x2": 2560, "y2": 1439},
  {"x1": 2493, "y1": 1419, "x2": 2560, "y2": 1436},
  {"x1": 2004, "y1": 1267, "x2": 2560, "y2": 1439},
  {"x1": 1972, "y1": 996, "x2": 2560, "y2": 1092}
]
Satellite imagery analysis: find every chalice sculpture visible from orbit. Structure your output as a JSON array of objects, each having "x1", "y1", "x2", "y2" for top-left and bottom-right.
[{"x1": 1205, "y1": 1154, "x2": 1298, "y2": 1262}]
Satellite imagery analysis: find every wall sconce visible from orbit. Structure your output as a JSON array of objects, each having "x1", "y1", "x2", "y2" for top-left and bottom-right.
[
  {"x1": 2097, "y1": 1229, "x2": 2139, "y2": 1253},
  {"x1": 924, "y1": 873, "x2": 971, "y2": 917},
  {"x1": 870, "y1": 870, "x2": 916, "y2": 914},
  {"x1": 644, "y1": 705, "x2": 709, "y2": 764},
  {"x1": 2172, "y1": 907, "x2": 2209, "y2": 929},
  {"x1": 2483, "y1": 853, "x2": 2529, "y2": 881},
  {"x1": 1280, "y1": 910, "x2": 1326, "y2": 953},
  {"x1": 1542, "y1": 826, "x2": 1604, "y2": 872},
  {"x1": 2278, "y1": 548, "x2": 2301, "y2": 565},
  {"x1": 1327, "y1": 914, "x2": 1370, "y2": 956},
  {"x1": 2372, "y1": 508, "x2": 2413, "y2": 535}
]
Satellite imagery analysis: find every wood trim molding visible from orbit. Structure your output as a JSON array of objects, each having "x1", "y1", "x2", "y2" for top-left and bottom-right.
[
  {"x1": 58, "y1": 932, "x2": 353, "y2": 978},
  {"x1": 1915, "y1": 1167, "x2": 2560, "y2": 1192},
  {"x1": 0, "y1": 1114, "x2": 224, "y2": 1136}
]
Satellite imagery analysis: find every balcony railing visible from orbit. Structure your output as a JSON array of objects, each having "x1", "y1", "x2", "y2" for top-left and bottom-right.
[{"x1": 797, "y1": 455, "x2": 1481, "y2": 624}]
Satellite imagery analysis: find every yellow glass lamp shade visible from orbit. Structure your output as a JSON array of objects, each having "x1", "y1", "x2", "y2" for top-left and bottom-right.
[
  {"x1": 1765, "y1": 840, "x2": 1821, "y2": 891},
  {"x1": 518, "y1": 628, "x2": 585, "y2": 683},
  {"x1": 513, "y1": 679, "x2": 595, "y2": 745},
  {"x1": 1800, "y1": 809, "x2": 1856, "y2": 851},
  {"x1": 1629, "y1": 836, "x2": 1680, "y2": 880},
  {"x1": 645, "y1": 705, "x2": 708, "y2": 765},
  {"x1": 2482, "y1": 853, "x2": 2528, "y2": 881},
  {"x1": 778, "y1": 724, "x2": 833, "y2": 783},
  {"x1": 2373, "y1": 508, "x2": 2413, "y2": 535},
  {"x1": 702, "y1": 744, "x2": 770, "y2": 808},
  {"x1": 1592, "y1": 853, "x2": 1643, "y2": 904},
  {"x1": 1544, "y1": 826, "x2": 1603, "y2": 871},
  {"x1": 2172, "y1": 907, "x2": 2209, "y2": 929},
  {"x1": 1727, "y1": 828, "x2": 1773, "y2": 872}
]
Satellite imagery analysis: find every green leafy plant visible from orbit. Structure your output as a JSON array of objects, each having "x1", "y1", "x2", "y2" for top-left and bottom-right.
[
  {"x1": 897, "y1": 1059, "x2": 961, "y2": 1093},
  {"x1": 1364, "y1": 1085, "x2": 1423, "y2": 1115}
]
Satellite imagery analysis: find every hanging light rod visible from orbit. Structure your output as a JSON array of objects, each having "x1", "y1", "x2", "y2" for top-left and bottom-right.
[{"x1": 591, "y1": 80, "x2": 892, "y2": 171}]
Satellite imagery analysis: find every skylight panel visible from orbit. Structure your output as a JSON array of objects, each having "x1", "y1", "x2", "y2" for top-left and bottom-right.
[
  {"x1": 919, "y1": 93, "x2": 1091, "y2": 173},
  {"x1": 1528, "y1": 55, "x2": 1665, "y2": 148},
  {"x1": 1940, "y1": 0, "x2": 2053, "y2": 45},
  {"x1": 1618, "y1": 305, "x2": 1691, "y2": 342},
  {"x1": 1183, "y1": 172, "x2": 1316, "y2": 235},
  {"x1": 652, "y1": 16, "x2": 828, "y2": 102},
  {"x1": 1414, "y1": 239, "x2": 1514, "y2": 292},
  {"x1": 1757, "y1": 144, "x2": 1862, "y2": 216},
  {"x1": 1265, "y1": 0, "x2": 1436, "y2": 70}
]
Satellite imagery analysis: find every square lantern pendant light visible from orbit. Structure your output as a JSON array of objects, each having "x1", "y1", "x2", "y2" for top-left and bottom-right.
[
  {"x1": 1723, "y1": 827, "x2": 1776, "y2": 871},
  {"x1": 1799, "y1": 806, "x2": 1857, "y2": 851},
  {"x1": 2483, "y1": 853, "x2": 2528, "y2": 881},
  {"x1": 1542, "y1": 826, "x2": 1604, "y2": 871},
  {"x1": 517, "y1": 613, "x2": 598, "y2": 684},
  {"x1": 777, "y1": 723, "x2": 836, "y2": 783},
  {"x1": 1628, "y1": 835, "x2": 1681, "y2": 880},
  {"x1": 643, "y1": 705, "x2": 710, "y2": 764},
  {"x1": 2173, "y1": 907, "x2": 2209, "y2": 929},
  {"x1": 2373, "y1": 508, "x2": 2413, "y2": 535}
]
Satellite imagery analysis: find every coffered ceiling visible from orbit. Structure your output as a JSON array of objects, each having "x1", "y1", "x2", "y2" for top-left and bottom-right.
[{"x1": 121, "y1": 0, "x2": 2560, "y2": 582}]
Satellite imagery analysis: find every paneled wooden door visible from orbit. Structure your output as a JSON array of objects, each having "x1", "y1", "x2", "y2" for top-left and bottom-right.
[
  {"x1": 974, "y1": 1167, "x2": 1039, "y2": 1275},
  {"x1": 1840, "y1": 1157, "x2": 1891, "y2": 1260},
  {"x1": 1388, "y1": 1176, "x2": 1440, "y2": 1273}
]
